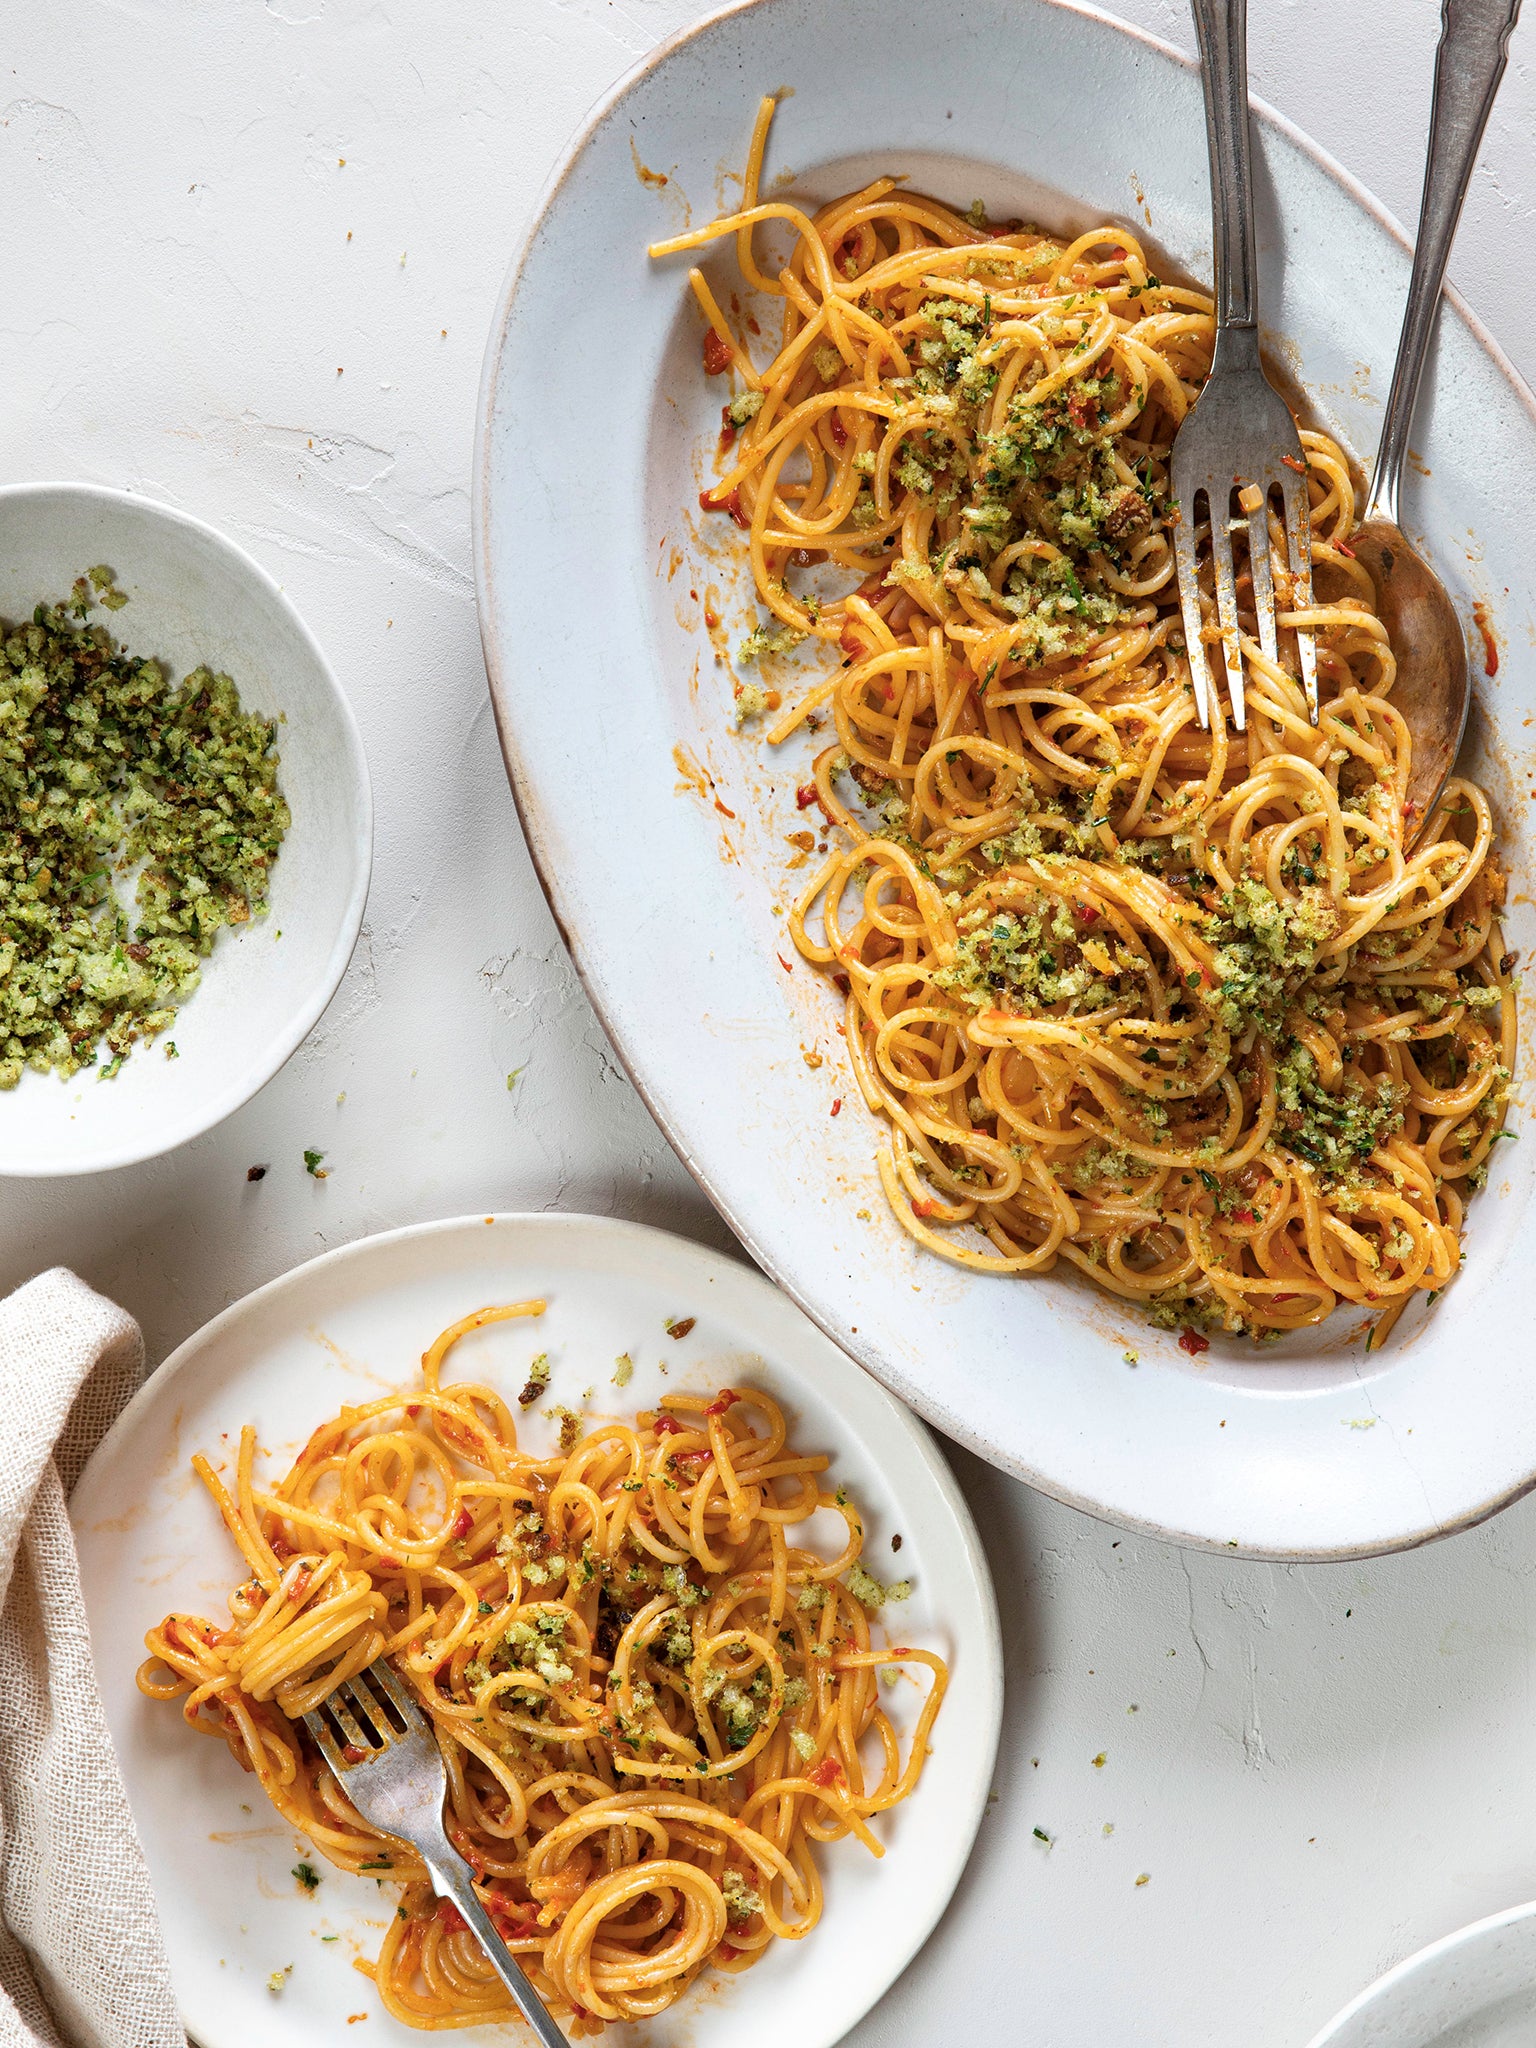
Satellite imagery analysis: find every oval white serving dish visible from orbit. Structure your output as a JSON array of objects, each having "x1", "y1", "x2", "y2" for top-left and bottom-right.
[
  {"x1": 476, "y1": 0, "x2": 1536, "y2": 1558},
  {"x1": 0, "y1": 482, "x2": 371, "y2": 1175}
]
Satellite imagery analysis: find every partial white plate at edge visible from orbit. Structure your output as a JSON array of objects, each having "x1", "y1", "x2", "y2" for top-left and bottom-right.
[{"x1": 1307, "y1": 1900, "x2": 1536, "y2": 2047}]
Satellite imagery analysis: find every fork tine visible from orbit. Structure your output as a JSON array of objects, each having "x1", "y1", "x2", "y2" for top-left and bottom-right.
[
  {"x1": 1173, "y1": 495, "x2": 1214, "y2": 731},
  {"x1": 1208, "y1": 496, "x2": 1247, "y2": 732},
  {"x1": 348, "y1": 1666, "x2": 419, "y2": 1743},
  {"x1": 1280, "y1": 470, "x2": 1319, "y2": 723},
  {"x1": 340, "y1": 1670, "x2": 393, "y2": 1743},
  {"x1": 1247, "y1": 493, "x2": 1279, "y2": 667},
  {"x1": 368, "y1": 1657, "x2": 424, "y2": 1730},
  {"x1": 323, "y1": 1686, "x2": 373, "y2": 1753},
  {"x1": 302, "y1": 1706, "x2": 350, "y2": 1779}
]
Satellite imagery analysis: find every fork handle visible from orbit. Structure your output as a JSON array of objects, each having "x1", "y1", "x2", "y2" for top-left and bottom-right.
[
  {"x1": 424, "y1": 1855, "x2": 571, "y2": 2048},
  {"x1": 1366, "y1": 0, "x2": 1523, "y2": 526},
  {"x1": 1189, "y1": 0, "x2": 1259, "y2": 331}
]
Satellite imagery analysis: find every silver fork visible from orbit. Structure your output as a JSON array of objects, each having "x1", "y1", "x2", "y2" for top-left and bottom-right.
[
  {"x1": 303, "y1": 1658, "x2": 569, "y2": 2047},
  {"x1": 1172, "y1": 0, "x2": 1318, "y2": 732}
]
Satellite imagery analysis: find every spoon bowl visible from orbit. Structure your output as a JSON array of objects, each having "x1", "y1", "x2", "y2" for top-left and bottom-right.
[{"x1": 1350, "y1": 516, "x2": 1471, "y2": 840}]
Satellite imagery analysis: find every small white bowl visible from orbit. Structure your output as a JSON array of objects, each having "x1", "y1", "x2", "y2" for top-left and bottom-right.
[{"x1": 0, "y1": 483, "x2": 370, "y2": 1175}]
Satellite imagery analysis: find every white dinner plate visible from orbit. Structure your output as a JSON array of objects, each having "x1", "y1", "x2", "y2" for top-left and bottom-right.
[
  {"x1": 71, "y1": 1213, "x2": 1002, "y2": 2048},
  {"x1": 475, "y1": 0, "x2": 1536, "y2": 1560},
  {"x1": 1306, "y1": 1901, "x2": 1536, "y2": 2048}
]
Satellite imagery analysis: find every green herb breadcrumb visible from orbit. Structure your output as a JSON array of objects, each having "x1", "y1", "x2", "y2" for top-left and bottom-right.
[{"x1": 0, "y1": 577, "x2": 289, "y2": 1087}]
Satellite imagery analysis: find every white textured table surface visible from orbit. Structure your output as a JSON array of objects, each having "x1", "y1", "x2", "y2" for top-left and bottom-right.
[{"x1": 8, "y1": 4, "x2": 1536, "y2": 2042}]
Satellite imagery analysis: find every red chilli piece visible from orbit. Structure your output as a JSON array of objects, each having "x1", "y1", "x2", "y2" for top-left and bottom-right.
[
  {"x1": 777, "y1": 952, "x2": 794, "y2": 973},
  {"x1": 795, "y1": 782, "x2": 820, "y2": 809},
  {"x1": 702, "y1": 328, "x2": 733, "y2": 376},
  {"x1": 705, "y1": 1390, "x2": 740, "y2": 1417},
  {"x1": 1178, "y1": 1328, "x2": 1211, "y2": 1356},
  {"x1": 342, "y1": 1743, "x2": 370, "y2": 1766},
  {"x1": 808, "y1": 1755, "x2": 845, "y2": 1788},
  {"x1": 828, "y1": 412, "x2": 847, "y2": 448},
  {"x1": 1233, "y1": 1207, "x2": 1256, "y2": 1225},
  {"x1": 1073, "y1": 902, "x2": 1100, "y2": 926},
  {"x1": 449, "y1": 1505, "x2": 473, "y2": 1542},
  {"x1": 491, "y1": 1912, "x2": 535, "y2": 1944},
  {"x1": 830, "y1": 1098, "x2": 843, "y2": 1116},
  {"x1": 652, "y1": 1414, "x2": 684, "y2": 1437},
  {"x1": 718, "y1": 405, "x2": 736, "y2": 450},
  {"x1": 699, "y1": 484, "x2": 749, "y2": 528}
]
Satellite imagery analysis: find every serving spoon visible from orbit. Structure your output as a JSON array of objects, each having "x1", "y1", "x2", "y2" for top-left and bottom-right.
[{"x1": 1349, "y1": 0, "x2": 1522, "y2": 840}]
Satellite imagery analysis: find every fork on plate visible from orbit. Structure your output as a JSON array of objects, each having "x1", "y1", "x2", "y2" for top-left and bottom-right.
[
  {"x1": 304, "y1": 1658, "x2": 570, "y2": 2047},
  {"x1": 1171, "y1": 0, "x2": 1318, "y2": 733}
]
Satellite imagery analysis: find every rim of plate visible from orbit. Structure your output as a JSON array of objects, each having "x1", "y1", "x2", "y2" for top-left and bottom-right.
[
  {"x1": 1304, "y1": 1898, "x2": 1536, "y2": 2047},
  {"x1": 0, "y1": 479, "x2": 373, "y2": 1177},
  {"x1": 75, "y1": 1210, "x2": 1004, "y2": 2048},
  {"x1": 471, "y1": 0, "x2": 1536, "y2": 1561}
]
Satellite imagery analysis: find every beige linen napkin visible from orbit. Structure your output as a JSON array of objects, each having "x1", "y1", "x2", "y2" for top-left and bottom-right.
[{"x1": 0, "y1": 1269, "x2": 182, "y2": 2048}]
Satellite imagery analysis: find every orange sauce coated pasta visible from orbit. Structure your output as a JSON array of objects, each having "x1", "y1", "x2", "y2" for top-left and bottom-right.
[
  {"x1": 655, "y1": 99, "x2": 1514, "y2": 1348},
  {"x1": 139, "y1": 1304, "x2": 946, "y2": 2030}
]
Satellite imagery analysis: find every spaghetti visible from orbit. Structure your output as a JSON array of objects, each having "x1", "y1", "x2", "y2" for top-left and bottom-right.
[
  {"x1": 653, "y1": 99, "x2": 1516, "y2": 1346},
  {"x1": 138, "y1": 1304, "x2": 945, "y2": 2031}
]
